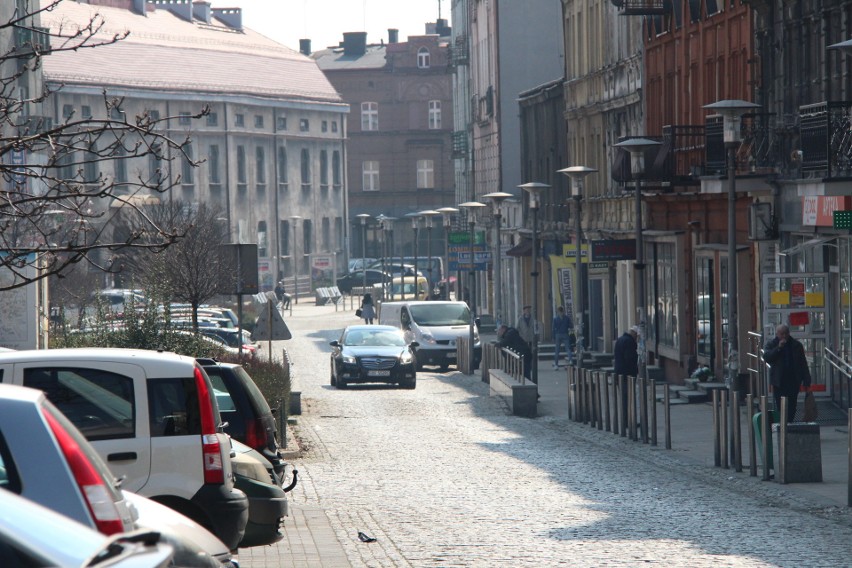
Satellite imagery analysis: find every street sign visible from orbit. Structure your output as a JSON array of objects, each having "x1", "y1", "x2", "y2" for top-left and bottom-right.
[
  {"x1": 448, "y1": 231, "x2": 485, "y2": 245},
  {"x1": 448, "y1": 244, "x2": 489, "y2": 271}
]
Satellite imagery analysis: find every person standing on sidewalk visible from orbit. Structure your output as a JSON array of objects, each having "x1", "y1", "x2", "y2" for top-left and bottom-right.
[
  {"x1": 552, "y1": 306, "x2": 574, "y2": 368},
  {"x1": 762, "y1": 323, "x2": 811, "y2": 423},
  {"x1": 516, "y1": 305, "x2": 536, "y2": 351},
  {"x1": 613, "y1": 326, "x2": 639, "y2": 377}
]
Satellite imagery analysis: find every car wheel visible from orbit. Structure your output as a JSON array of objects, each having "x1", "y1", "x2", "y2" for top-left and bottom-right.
[
  {"x1": 337, "y1": 377, "x2": 347, "y2": 389},
  {"x1": 402, "y1": 376, "x2": 416, "y2": 389},
  {"x1": 330, "y1": 363, "x2": 336, "y2": 386}
]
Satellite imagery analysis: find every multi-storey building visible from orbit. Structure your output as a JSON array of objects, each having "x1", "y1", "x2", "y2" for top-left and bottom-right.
[
  {"x1": 312, "y1": 25, "x2": 455, "y2": 264},
  {"x1": 40, "y1": 0, "x2": 348, "y2": 291}
]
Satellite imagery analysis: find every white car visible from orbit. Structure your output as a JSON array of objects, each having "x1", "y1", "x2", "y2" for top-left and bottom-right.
[{"x1": 0, "y1": 348, "x2": 249, "y2": 551}]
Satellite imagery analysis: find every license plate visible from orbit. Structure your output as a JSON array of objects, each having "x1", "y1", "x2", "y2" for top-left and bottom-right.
[
  {"x1": 368, "y1": 370, "x2": 391, "y2": 377},
  {"x1": 446, "y1": 352, "x2": 456, "y2": 359}
]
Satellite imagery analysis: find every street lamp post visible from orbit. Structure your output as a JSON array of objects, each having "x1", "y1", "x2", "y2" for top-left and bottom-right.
[
  {"x1": 519, "y1": 182, "x2": 551, "y2": 386},
  {"x1": 612, "y1": 138, "x2": 660, "y2": 383},
  {"x1": 289, "y1": 216, "x2": 302, "y2": 304},
  {"x1": 458, "y1": 201, "x2": 486, "y2": 372},
  {"x1": 482, "y1": 192, "x2": 513, "y2": 326},
  {"x1": 437, "y1": 207, "x2": 458, "y2": 300},
  {"x1": 558, "y1": 166, "x2": 598, "y2": 369},
  {"x1": 406, "y1": 213, "x2": 421, "y2": 300},
  {"x1": 419, "y1": 210, "x2": 440, "y2": 300},
  {"x1": 383, "y1": 217, "x2": 397, "y2": 301},
  {"x1": 703, "y1": 100, "x2": 761, "y2": 393},
  {"x1": 356, "y1": 213, "x2": 371, "y2": 292}
]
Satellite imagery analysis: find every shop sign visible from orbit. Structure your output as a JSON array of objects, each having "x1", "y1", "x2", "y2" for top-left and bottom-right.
[{"x1": 802, "y1": 196, "x2": 851, "y2": 226}]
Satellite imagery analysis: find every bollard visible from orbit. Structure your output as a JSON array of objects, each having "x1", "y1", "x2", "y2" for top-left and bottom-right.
[
  {"x1": 589, "y1": 372, "x2": 597, "y2": 429},
  {"x1": 567, "y1": 366, "x2": 574, "y2": 421},
  {"x1": 721, "y1": 389, "x2": 729, "y2": 469},
  {"x1": 778, "y1": 396, "x2": 788, "y2": 484},
  {"x1": 640, "y1": 378, "x2": 649, "y2": 444},
  {"x1": 619, "y1": 375, "x2": 627, "y2": 438},
  {"x1": 628, "y1": 376, "x2": 637, "y2": 441},
  {"x1": 760, "y1": 395, "x2": 771, "y2": 481},
  {"x1": 747, "y1": 394, "x2": 757, "y2": 477},
  {"x1": 732, "y1": 389, "x2": 742, "y2": 473},
  {"x1": 650, "y1": 379, "x2": 657, "y2": 447},
  {"x1": 596, "y1": 373, "x2": 604, "y2": 431},
  {"x1": 664, "y1": 383, "x2": 671, "y2": 450},
  {"x1": 848, "y1": 411, "x2": 852, "y2": 506},
  {"x1": 584, "y1": 370, "x2": 591, "y2": 425},
  {"x1": 604, "y1": 372, "x2": 612, "y2": 433},
  {"x1": 712, "y1": 389, "x2": 721, "y2": 467}
]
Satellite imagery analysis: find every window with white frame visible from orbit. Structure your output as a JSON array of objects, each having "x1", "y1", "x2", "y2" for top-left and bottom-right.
[
  {"x1": 362, "y1": 161, "x2": 379, "y2": 191},
  {"x1": 417, "y1": 47, "x2": 431, "y2": 68},
  {"x1": 649, "y1": 240, "x2": 679, "y2": 349},
  {"x1": 428, "y1": 100, "x2": 441, "y2": 129},
  {"x1": 416, "y1": 159, "x2": 434, "y2": 189},
  {"x1": 361, "y1": 102, "x2": 378, "y2": 131}
]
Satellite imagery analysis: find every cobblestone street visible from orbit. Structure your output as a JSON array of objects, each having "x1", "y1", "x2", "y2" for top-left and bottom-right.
[{"x1": 244, "y1": 305, "x2": 852, "y2": 567}]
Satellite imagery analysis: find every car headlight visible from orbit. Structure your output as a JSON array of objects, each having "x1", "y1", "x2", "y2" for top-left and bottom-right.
[
  {"x1": 400, "y1": 351, "x2": 414, "y2": 364},
  {"x1": 421, "y1": 332, "x2": 437, "y2": 344},
  {"x1": 473, "y1": 327, "x2": 480, "y2": 342},
  {"x1": 343, "y1": 354, "x2": 357, "y2": 365}
]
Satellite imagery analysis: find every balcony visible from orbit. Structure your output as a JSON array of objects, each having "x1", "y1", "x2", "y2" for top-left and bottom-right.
[
  {"x1": 451, "y1": 130, "x2": 468, "y2": 159},
  {"x1": 612, "y1": 0, "x2": 670, "y2": 16},
  {"x1": 611, "y1": 126, "x2": 704, "y2": 189},
  {"x1": 798, "y1": 101, "x2": 852, "y2": 178},
  {"x1": 704, "y1": 112, "x2": 790, "y2": 178}
]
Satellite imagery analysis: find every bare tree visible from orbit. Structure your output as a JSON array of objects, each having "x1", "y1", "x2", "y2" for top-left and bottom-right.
[
  {"x1": 118, "y1": 201, "x2": 228, "y2": 329},
  {"x1": 0, "y1": 1, "x2": 203, "y2": 291}
]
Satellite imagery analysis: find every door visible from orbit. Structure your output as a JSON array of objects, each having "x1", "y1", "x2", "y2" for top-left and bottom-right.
[{"x1": 762, "y1": 273, "x2": 830, "y2": 396}]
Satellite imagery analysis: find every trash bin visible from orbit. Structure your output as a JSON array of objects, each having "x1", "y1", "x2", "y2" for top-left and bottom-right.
[
  {"x1": 752, "y1": 410, "x2": 779, "y2": 469},
  {"x1": 772, "y1": 422, "x2": 823, "y2": 484}
]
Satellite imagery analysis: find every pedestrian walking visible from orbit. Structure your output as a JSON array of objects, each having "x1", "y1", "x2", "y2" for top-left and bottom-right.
[
  {"x1": 275, "y1": 280, "x2": 291, "y2": 310},
  {"x1": 613, "y1": 326, "x2": 639, "y2": 377},
  {"x1": 360, "y1": 293, "x2": 376, "y2": 325},
  {"x1": 762, "y1": 323, "x2": 812, "y2": 423},
  {"x1": 496, "y1": 324, "x2": 533, "y2": 381},
  {"x1": 516, "y1": 305, "x2": 537, "y2": 350},
  {"x1": 552, "y1": 306, "x2": 574, "y2": 368}
]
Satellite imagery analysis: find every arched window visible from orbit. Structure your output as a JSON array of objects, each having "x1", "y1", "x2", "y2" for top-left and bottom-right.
[{"x1": 417, "y1": 47, "x2": 430, "y2": 68}]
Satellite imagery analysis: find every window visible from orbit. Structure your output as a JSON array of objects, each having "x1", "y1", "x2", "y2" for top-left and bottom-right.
[
  {"x1": 181, "y1": 143, "x2": 194, "y2": 185},
  {"x1": 280, "y1": 220, "x2": 290, "y2": 255},
  {"x1": 110, "y1": 106, "x2": 124, "y2": 121},
  {"x1": 148, "y1": 378, "x2": 202, "y2": 437},
  {"x1": 235, "y1": 113, "x2": 245, "y2": 127},
  {"x1": 115, "y1": 146, "x2": 127, "y2": 185},
  {"x1": 320, "y1": 150, "x2": 328, "y2": 188},
  {"x1": 299, "y1": 118, "x2": 309, "y2": 132},
  {"x1": 254, "y1": 115, "x2": 264, "y2": 128},
  {"x1": 417, "y1": 47, "x2": 431, "y2": 68},
  {"x1": 335, "y1": 217, "x2": 343, "y2": 250},
  {"x1": 256, "y1": 146, "x2": 266, "y2": 185},
  {"x1": 62, "y1": 104, "x2": 74, "y2": 120},
  {"x1": 209, "y1": 144, "x2": 220, "y2": 184},
  {"x1": 361, "y1": 102, "x2": 378, "y2": 131},
  {"x1": 321, "y1": 121, "x2": 328, "y2": 132},
  {"x1": 300, "y1": 148, "x2": 311, "y2": 188},
  {"x1": 428, "y1": 100, "x2": 441, "y2": 129},
  {"x1": 303, "y1": 219, "x2": 313, "y2": 254},
  {"x1": 257, "y1": 221, "x2": 268, "y2": 257},
  {"x1": 331, "y1": 121, "x2": 338, "y2": 133},
  {"x1": 277, "y1": 146, "x2": 288, "y2": 188},
  {"x1": 147, "y1": 109, "x2": 160, "y2": 123},
  {"x1": 23, "y1": 367, "x2": 135, "y2": 440},
  {"x1": 332, "y1": 151, "x2": 341, "y2": 187},
  {"x1": 207, "y1": 112, "x2": 218, "y2": 126},
  {"x1": 362, "y1": 160, "x2": 379, "y2": 191},
  {"x1": 84, "y1": 141, "x2": 98, "y2": 184},
  {"x1": 650, "y1": 241, "x2": 678, "y2": 349},
  {"x1": 322, "y1": 217, "x2": 330, "y2": 251},
  {"x1": 416, "y1": 159, "x2": 434, "y2": 188},
  {"x1": 148, "y1": 145, "x2": 161, "y2": 183},
  {"x1": 237, "y1": 145, "x2": 246, "y2": 184},
  {"x1": 277, "y1": 115, "x2": 287, "y2": 131},
  {"x1": 179, "y1": 111, "x2": 192, "y2": 126}
]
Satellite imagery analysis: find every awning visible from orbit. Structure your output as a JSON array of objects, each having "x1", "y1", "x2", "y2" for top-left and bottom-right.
[
  {"x1": 779, "y1": 237, "x2": 836, "y2": 256},
  {"x1": 506, "y1": 239, "x2": 533, "y2": 257}
]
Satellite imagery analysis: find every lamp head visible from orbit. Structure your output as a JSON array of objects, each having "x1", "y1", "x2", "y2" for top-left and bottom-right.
[
  {"x1": 436, "y1": 206, "x2": 458, "y2": 228},
  {"x1": 355, "y1": 213, "x2": 371, "y2": 225},
  {"x1": 458, "y1": 201, "x2": 486, "y2": 223},
  {"x1": 518, "y1": 182, "x2": 550, "y2": 210},
  {"x1": 418, "y1": 210, "x2": 440, "y2": 228},
  {"x1": 482, "y1": 191, "x2": 514, "y2": 214},
  {"x1": 703, "y1": 100, "x2": 761, "y2": 144},
  {"x1": 613, "y1": 138, "x2": 661, "y2": 176},
  {"x1": 558, "y1": 166, "x2": 597, "y2": 198}
]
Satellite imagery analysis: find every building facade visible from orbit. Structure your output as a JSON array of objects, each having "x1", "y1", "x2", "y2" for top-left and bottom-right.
[{"x1": 40, "y1": 0, "x2": 348, "y2": 291}]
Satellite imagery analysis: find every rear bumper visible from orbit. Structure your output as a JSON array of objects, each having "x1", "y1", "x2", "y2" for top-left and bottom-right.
[
  {"x1": 191, "y1": 484, "x2": 249, "y2": 551},
  {"x1": 235, "y1": 476, "x2": 288, "y2": 548},
  {"x1": 417, "y1": 345, "x2": 482, "y2": 367}
]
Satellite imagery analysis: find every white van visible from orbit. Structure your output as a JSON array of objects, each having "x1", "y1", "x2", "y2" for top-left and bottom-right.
[{"x1": 379, "y1": 301, "x2": 481, "y2": 370}]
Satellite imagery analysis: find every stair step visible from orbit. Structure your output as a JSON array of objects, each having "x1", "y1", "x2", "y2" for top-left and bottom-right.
[{"x1": 677, "y1": 389, "x2": 709, "y2": 403}]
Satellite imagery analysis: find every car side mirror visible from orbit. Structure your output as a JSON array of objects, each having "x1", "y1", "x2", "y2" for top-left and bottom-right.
[
  {"x1": 475, "y1": 317, "x2": 481, "y2": 328},
  {"x1": 410, "y1": 341, "x2": 420, "y2": 349},
  {"x1": 329, "y1": 340, "x2": 340, "y2": 347}
]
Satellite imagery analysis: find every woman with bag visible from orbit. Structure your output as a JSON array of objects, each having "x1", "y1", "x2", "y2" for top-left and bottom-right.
[{"x1": 360, "y1": 293, "x2": 376, "y2": 324}]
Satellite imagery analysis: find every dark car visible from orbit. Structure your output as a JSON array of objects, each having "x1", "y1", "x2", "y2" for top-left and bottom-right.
[
  {"x1": 329, "y1": 325, "x2": 418, "y2": 389},
  {"x1": 336, "y1": 269, "x2": 391, "y2": 294}
]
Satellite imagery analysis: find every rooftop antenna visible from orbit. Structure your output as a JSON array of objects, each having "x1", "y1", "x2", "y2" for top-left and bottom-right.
[{"x1": 438, "y1": 0, "x2": 442, "y2": 20}]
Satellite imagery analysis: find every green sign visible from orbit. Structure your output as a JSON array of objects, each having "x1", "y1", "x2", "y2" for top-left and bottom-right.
[
  {"x1": 448, "y1": 231, "x2": 485, "y2": 245},
  {"x1": 834, "y1": 210, "x2": 852, "y2": 230}
]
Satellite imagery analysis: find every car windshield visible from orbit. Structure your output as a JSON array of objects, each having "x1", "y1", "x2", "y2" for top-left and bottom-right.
[
  {"x1": 343, "y1": 330, "x2": 407, "y2": 347},
  {"x1": 409, "y1": 304, "x2": 470, "y2": 326},
  {"x1": 391, "y1": 283, "x2": 419, "y2": 294}
]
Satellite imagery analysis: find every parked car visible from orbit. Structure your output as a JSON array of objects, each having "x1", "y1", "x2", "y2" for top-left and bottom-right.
[
  {"x1": 0, "y1": 489, "x2": 174, "y2": 568},
  {"x1": 201, "y1": 327, "x2": 258, "y2": 357},
  {"x1": 0, "y1": 383, "x2": 232, "y2": 567},
  {"x1": 329, "y1": 325, "x2": 418, "y2": 389},
  {"x1": 348, "y1": 257, "x2": 376, "y2": 272},
  {"x1": 336, "y1": 269, "x2": 392, "y2": 294},
  {"x1": 389, "y1": 276, "x2": 429, "y2": 300},
  {"x1": 0, "y1": 348, "x2": 250, "y2": 551},
  {"x1": 230, "y1": 440, "x2": 288, "y2": 547}
]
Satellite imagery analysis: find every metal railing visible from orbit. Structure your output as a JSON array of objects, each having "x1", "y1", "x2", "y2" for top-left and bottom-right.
[
  {"x1": 746, "y1": 331, "x2": 768, "y2": 400},
  {"x1": 824, "y1": 346, "x2": 852, "y2": 411},
  {"x1": 479, "y1": 342, "x2": 524, "y2": 382}
]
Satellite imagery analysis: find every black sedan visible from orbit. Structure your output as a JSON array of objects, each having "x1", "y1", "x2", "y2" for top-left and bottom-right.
[
  {"x1": 329, "y1": 325, "x2": 418, "y2": 389},
  {"x1": 335, "y1": 269, "x2": 391, "y2": 293}
]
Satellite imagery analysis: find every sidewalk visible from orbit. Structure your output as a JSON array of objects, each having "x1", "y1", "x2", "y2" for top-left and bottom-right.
[{"x1": 529, "y1": 361, "x2": 851, "y2": 511}]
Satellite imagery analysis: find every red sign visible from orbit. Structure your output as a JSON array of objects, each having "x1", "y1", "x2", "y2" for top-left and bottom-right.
[
  {"x1": 790, "y1": 282, "x2": 805, "y2": 307},
  {"x1": 789, "y1": 312, "x2": 809, "y2": 326},
  {"x1": 802, "y1": 196, "x2": 851, "y2": 226}
]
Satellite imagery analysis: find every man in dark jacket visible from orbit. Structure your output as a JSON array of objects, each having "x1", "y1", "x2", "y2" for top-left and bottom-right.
[
  {"x1": 762, "y1": 323, "x2": 811, "y2": 423},
  {"x1": 496, "y1": 324, "x2": 533, "y2": 381},
  {"x1": 613, "y1": 326, "x2": 639, "y2": 377}
]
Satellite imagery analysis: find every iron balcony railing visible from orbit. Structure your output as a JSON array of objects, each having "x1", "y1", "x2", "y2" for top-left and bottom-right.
[{"x1": 704, "y1": 112, "x2": 779, "y2": 177}]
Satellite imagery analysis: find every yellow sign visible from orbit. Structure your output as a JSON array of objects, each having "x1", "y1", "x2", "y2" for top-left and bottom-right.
[
  {"x1": 561, "y1": 244, "x2": 590, "y2": 263},
  {"x1": 769, "y1": 290, "x2": 790, "y2": 306},
  {"x1": 804, "y1": 292, "x2": 824, "y2": 307}
]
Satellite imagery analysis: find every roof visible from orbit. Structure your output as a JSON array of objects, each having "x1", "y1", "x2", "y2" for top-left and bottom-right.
[
  {"x1": 312, "y1": 44, "x2": 389, "y2": 71},
  {"x1": 40, "y1": 1, "x2": 342, "y2": 103},
  {"x1": 0, "y1": 347, "x2": 197, "y2": 371}
]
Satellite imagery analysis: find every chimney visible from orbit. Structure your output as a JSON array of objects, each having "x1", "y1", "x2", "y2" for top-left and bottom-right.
[
  {"x1": 436, "y1": 18, "x2": 451, "y2": 37},
  {"x1": 388, "y1": 28, "x2": 399, "y2": 44},
  {"x1": 212, "y1": 7, "x2": 242, "y2": 30},
  {"x1": 192, "y1": 1, "x2": 212, "y2": 24},
  {"x1": 342, "y1": 31, "x2": 367, "y2": 56},
  {"x1": 148, "y1": 0, "x2": 193, "y2": 22},
  {"x1": 299, "y1": 39, "x2": 312, "y2": 56}
]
